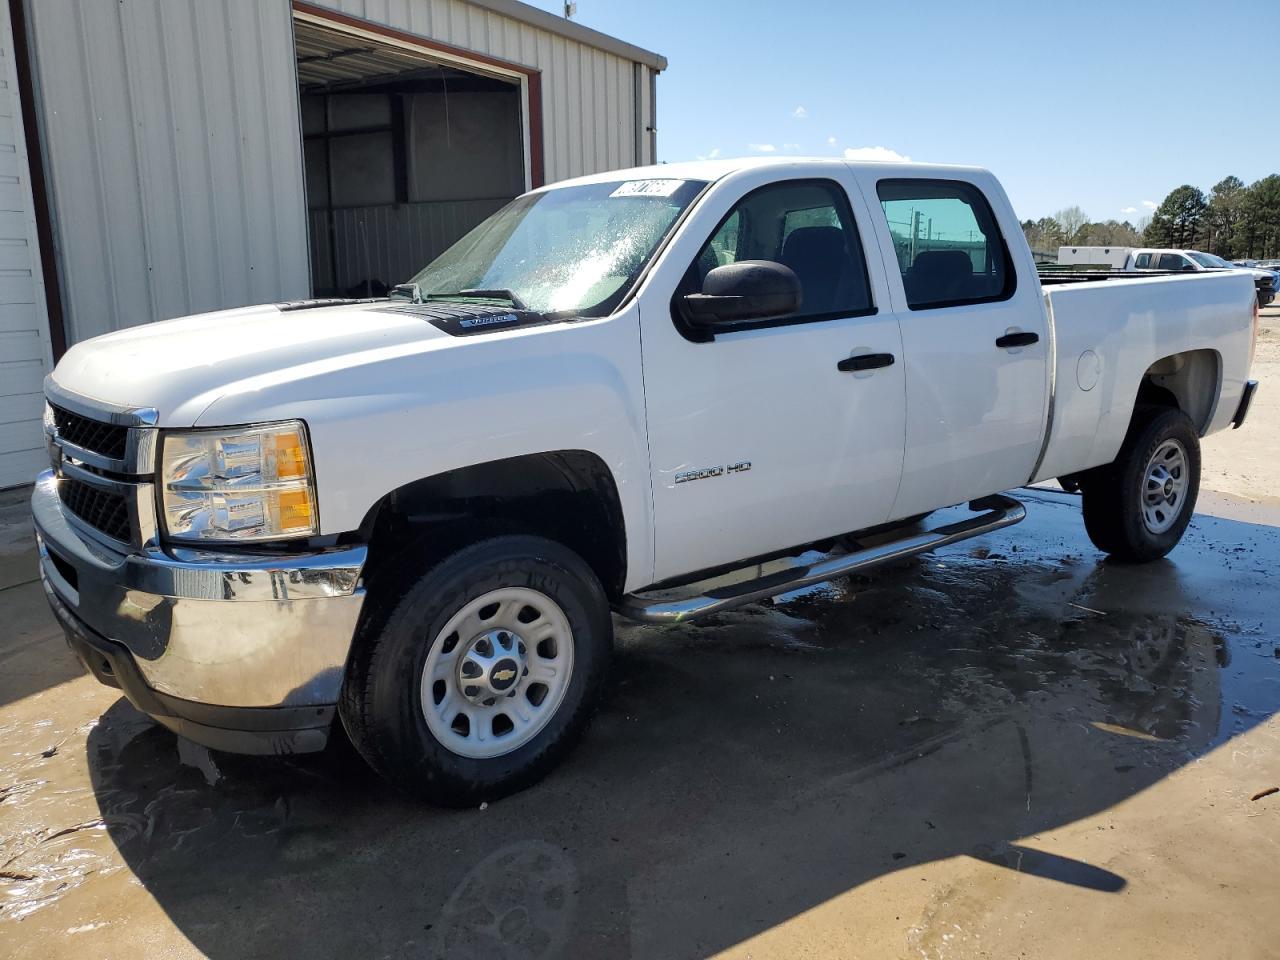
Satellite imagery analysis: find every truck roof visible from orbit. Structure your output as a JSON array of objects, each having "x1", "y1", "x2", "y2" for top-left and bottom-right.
[{"x1": 541, "y1": 156, "x2": 993, "y2": 191}]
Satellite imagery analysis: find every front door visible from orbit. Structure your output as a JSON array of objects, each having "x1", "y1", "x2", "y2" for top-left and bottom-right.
[
  {"x1": 864, "y1": 174, "x2": 1049, "y2": 520},
  {"x1": 640, "y1": 171, "x2": 907, "y2": 584}
]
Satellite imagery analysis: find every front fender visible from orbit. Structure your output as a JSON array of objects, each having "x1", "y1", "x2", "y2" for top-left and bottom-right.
[{"x1": 195, "y1": 307, "x2": 655, "y2": 589}]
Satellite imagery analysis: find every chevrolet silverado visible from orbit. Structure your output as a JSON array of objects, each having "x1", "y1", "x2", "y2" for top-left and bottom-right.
[{"x1": 33, "y1": 157, "x2": 1260, "y2": 804}]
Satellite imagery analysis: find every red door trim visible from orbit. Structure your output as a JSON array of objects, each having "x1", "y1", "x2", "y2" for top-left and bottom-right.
[{"x1": 8, "y1": 0, "x2": 69, "y2": 358}]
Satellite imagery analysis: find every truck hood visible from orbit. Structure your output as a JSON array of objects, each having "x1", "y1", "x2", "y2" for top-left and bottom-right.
[
  {"x1": 49, "y1": 301, "x2": 459, "y2": 426},
  {"x1": 1228, "y1": 267, "x2": 1277, "y2": 284}
]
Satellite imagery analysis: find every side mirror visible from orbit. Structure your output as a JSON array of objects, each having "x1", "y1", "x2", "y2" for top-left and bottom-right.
[
  {"x1": 1181, "y1": 263, "x2": 1198, "y2": 272},
  {"x1": 679, "y1": 260, "x2": 802, "y2": 330}
]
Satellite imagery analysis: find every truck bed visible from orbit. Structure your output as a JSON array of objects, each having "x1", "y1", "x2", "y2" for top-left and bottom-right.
[
  {"x1": 1037, "y1": 268, "x2": 1187, "y2": 285},
  {"x1": 1039, "y1": 266, "x2": 1275, "y2": 305},
  {"x1": 1032, "y1": 271, "x2": 1256, "y2": 484}
]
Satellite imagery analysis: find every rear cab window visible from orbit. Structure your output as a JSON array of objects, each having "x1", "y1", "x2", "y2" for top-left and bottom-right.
[
  {"x1": 876, "y1": 179, "x2": 1015, "y2": 310},
  {"x1": 1134, "y1": 252, "x2": 1153, "y2": 268}
]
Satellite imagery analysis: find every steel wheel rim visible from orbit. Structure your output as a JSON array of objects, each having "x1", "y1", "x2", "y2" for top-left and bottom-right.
[
  {"x1": 1141, "y1": 439, "x2": 1188, "y2": 534},
  {"x1": 420, "y1": 586, "x2": 574, "y2": 759}
]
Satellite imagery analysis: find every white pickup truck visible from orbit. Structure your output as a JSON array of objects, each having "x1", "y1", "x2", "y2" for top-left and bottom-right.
[
  {"x1": 33, "y1": 157, "x2": 1259, "y2": 804},
  {"x1": 1054, "y1": 246, "x2": 1277, "y2": 306},
  {"x1": 1127, "y1": 249, "x2": 1278, "y2": 306}
]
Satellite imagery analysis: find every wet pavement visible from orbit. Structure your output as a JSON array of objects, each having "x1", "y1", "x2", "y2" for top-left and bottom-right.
[{"x1": 1, "y1": 486, "x2": 1279, "y2": 958}]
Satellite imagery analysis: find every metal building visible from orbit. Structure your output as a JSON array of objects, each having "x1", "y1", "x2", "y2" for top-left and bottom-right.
[{"x1": 0, "y1": 0, "x2": 664, "y2": 488}]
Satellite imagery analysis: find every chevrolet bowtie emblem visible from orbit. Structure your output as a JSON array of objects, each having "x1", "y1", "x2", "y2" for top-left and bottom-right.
[{"x1": 493, "y1": 669, "x2": 516, "y2": 683}]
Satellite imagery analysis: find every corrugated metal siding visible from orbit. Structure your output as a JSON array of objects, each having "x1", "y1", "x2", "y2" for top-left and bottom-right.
[
  {"x1": 311, "y1": 197, "x2": 507, "y2": 292},
  {"x1": 317, "y1": 0, "x2": 652, "y2": 182},
  {"x1": 25, "y1": 0, "x2": 310, "y2": 345},
  {"x1": 0, "y1": 0, "x2": 52, "y2": 488},
  {"x1": 23, "y1": 0, "x2": 657, "y2": 352},
  {"x1": 638, "y1": 63, "x2": 654, "y2": 165}
]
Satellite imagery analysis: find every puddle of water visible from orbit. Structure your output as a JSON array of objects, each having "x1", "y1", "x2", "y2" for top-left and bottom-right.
[{"x1": 3, "y1": 496, "x2": 1278, "y2": 953}]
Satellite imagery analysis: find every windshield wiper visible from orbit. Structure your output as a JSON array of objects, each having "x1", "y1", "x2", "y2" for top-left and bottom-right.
[{"x1": 422, "y1": 288, "x2": 529, "y2": 310}]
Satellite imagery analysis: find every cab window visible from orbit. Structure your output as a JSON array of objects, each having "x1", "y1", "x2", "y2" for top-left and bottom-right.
[
  {"x1": 680, "y1": 179, "x2": 874, "y2": 323},
  {"x1": 876, "y1": 179, "x2": 1015, "y2": 310},
  {"x1": 1157, "y1": 253, "x2": 1187, "y2": 270},
  {"x1": 1134, "y1": 252, "x2": 1153, "y2": 268}
]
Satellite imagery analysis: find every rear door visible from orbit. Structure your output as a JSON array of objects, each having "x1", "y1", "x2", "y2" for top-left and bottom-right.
[{"x1": 854, "y1": 171, "x2": 1049, "y2": 520}]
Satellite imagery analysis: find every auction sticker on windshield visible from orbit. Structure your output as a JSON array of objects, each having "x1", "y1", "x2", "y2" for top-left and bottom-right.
[{"x1": 610, "y1": 179, "x2": 686, "y2": 199}]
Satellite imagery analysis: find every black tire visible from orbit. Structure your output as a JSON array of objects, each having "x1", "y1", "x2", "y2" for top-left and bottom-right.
[
  {"x1": 1081, "y1": 406, "x2": 1200, "y2": 562},
  {"x1": 340, "y1": 535, "x2": 612, "y2": 805}
]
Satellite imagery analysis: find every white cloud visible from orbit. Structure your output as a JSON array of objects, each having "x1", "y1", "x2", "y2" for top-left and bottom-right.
[
  {"x1": 1142, "y1": 199, "x2": 1157, "y2": 209},
  {"x1": 792, "y1": 106, "x2": 808, "y2": 119},
  {"x1": 696, "y1": 147, "x2": 721, "y2": 160},
  {"x1": 748, "y1": 143, "x2": 778, "y2": 153},
  {"x1": 1120, "y1": 206, "x2": 1138, "y2": 214},
  {"x1": 826, "y1": 135, "x2": 837, "y2": 146},
  {"x1": 782, "y1": 143, "x2": 801, "y2": 151},
  {"x1": 843, "y1": 145, "x2": 911, "y2": 163}
]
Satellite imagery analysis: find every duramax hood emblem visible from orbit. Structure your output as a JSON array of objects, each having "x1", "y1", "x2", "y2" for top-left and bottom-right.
[{"x1": 459, "y1": 313, "x2": 518, "y2": 329}]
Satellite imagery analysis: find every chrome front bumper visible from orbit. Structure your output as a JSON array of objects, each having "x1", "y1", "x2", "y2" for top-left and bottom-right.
[{"x1": 32, "y1": 470, "x2": 367, "y2": 753}]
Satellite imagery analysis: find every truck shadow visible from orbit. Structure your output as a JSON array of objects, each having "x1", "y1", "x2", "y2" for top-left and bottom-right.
[
  {"x1": 79, "y1": 496, "x2": 1280, "y2": 958},
  {"x1": 0, "y1": 487, "x2": 88, "y2": 709}
]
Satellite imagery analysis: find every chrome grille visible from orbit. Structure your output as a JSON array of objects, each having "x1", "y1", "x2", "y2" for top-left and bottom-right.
[
  {"x1": 58, "y1": 477, "x2": 132, "y2": 543},
  {"x1": 49, "y1": 403, "x2": 129, "y2": 460},
  {"x1": 44, "y1": 384, "x2": 159, "y2": 549}
]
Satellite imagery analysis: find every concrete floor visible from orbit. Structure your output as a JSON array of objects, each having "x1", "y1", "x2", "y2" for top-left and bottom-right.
[{"x1": 1, "y1": 320, "x2": 1278, "y2": 958}]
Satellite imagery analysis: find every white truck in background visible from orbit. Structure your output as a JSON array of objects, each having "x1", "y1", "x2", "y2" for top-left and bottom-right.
[
  {"x1": 1127, "y1": 249, "x2": 1278, "y2": 306},
  {"x1": 34, "y1": 157, "x2": 1260, "y2": 804},
  {"x1": 1058, "y1": 246, "x2": 1277, "y2": 306}
]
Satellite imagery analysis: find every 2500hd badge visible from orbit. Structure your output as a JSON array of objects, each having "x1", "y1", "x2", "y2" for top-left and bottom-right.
[{"x1": 675, "y1": 461, "x2": 752, "y2": 484}]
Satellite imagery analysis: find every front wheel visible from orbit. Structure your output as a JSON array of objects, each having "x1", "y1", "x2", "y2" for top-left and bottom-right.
[
  {"x1": 340, "y1": 535, "x2": 613, "y2": 805},
  {"x1": 1081, "y1": 407, "x2": 1201, "y2": 562}
]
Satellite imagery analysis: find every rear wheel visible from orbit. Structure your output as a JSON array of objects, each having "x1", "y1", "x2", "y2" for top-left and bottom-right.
[
  {"x1": 1081, "y1": 407, "x2": 1200, "y2": 562},
  {"x1": 341, "y1": 535, "x2": 612, "y2": 805}
]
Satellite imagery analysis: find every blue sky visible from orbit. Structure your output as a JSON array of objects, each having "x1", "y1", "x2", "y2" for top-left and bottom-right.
[{"x1": 529, "y1": 0, "x2": 1279, "y2": 223}]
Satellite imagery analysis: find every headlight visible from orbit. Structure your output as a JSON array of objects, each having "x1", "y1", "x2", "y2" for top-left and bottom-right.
[{"x1": 160, "y1": 421, "x2": 318, "y2": 543}]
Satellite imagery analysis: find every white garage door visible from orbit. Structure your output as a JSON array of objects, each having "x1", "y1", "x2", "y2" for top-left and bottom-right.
[{"x1": 0, "y1": 2, "x2": 52, "y2": 489}]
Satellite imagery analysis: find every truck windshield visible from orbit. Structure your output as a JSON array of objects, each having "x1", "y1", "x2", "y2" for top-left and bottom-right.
[{"x1": 405, "y1": 178, "x2": 707, "y2": 318}]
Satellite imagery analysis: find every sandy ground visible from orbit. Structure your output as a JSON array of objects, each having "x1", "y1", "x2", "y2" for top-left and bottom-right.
[
  {"x1": 0, "y1": 323, "x2": 1277, "y2": 959},
  {"x1": 1201, "y1": 304, "x2": 1279, "y2": 504}
]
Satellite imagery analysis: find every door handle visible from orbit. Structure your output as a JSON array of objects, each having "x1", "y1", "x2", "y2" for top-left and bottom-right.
[
  {"x1": 996, "y1": 331, "x2": 1039, "y2": 348},
  {"x1": 837, "y1": 352, "x2": 895, "y2": 372}
]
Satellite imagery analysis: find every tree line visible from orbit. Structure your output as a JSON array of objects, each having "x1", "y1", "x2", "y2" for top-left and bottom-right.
[
  {"x1": 1023, "y1": 174, "x2": 1280, "y2": 260},
  {"x1": 1022, "y1": 207, "x2": 1141, "y2": 254}
]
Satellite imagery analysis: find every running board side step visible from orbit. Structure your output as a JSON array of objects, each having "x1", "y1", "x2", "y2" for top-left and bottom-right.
[{"x1": 616, "y1": 494, "x2": 1026, "y2": 624}]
